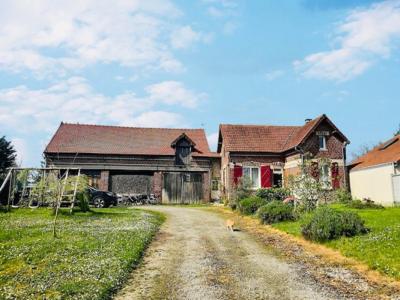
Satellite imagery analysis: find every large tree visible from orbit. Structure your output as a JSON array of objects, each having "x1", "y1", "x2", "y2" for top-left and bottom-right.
[{"x1": 0, "y1": 136, "x2": 16, "y2": 181}]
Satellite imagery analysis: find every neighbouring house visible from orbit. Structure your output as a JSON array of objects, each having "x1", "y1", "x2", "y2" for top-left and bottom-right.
[
  {"x1": 44, "y1": 123, "x2": 220, "y2": 204},
  {"x1": 348, "y1": 134, "x2": 400, "y2": 206},
  {"x1": 217, "y1": 114, "x2": 350, "y2": 199}
]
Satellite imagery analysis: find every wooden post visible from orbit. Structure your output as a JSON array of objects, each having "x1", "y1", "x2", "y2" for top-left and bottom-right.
[
  {"x1": 53, "y1": 169, "x2": 69, "y2": 238},
  {"x1": 5, "y1": 169, "x2": 13, "y2": 211},
  {"x1": 69, "y1": 169, "x2": 81, "y2": 214}
]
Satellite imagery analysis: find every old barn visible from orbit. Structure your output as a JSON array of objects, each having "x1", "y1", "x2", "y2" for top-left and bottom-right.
[{"x1": 44, "y1": 123, "x2": 220, "y2": 203}]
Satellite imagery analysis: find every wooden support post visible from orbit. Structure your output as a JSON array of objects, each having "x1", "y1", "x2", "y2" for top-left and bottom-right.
[
  {"x1": 6, "y1": 169, "x2": 13, "y2": 211},
  {"x1": 69, "y1": 169, "x2": 81, "y2": 214},
  {"x1": 53, "y1": 169, "x2": 69, "y2": 238}
]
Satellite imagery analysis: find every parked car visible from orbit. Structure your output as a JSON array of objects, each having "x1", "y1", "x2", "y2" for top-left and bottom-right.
[{"x1": 88, "y1": 187, "x2": 118, "y2": 208}]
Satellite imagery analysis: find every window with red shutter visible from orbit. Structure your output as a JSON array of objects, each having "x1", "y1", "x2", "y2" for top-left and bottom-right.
[
  {"x1": 233, "y1": 165, "x2": 243, "y2": 185},
  {"x1": 261, "y1": 165, "x2": 272, "y2": 188},
  {"x1": 331, "y1": 162, "x2": 340, "y2": 189}
]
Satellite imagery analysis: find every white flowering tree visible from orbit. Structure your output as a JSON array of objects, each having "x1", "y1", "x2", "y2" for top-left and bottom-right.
[{"x1": 287, "y1": 157, "x2": 332, "y2": 212}]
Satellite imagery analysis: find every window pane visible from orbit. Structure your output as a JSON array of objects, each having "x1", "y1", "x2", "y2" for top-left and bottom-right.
[
  {"x1": 243, "y1": 167, "x2": 251, "y2": 179},
  {"x1": 319, "y1": 136, "x2": 326, "y2": 149},
  {"x1": 321, "y1": 165, "x2": 329, "y2": 186},
  {"x1": 251, "y1": 168, "x2": 259, "y2": 188}
]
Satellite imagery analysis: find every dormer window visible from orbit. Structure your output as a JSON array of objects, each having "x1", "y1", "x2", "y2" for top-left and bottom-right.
[
  {"x1": 171, "y1": 133, "x2": 196, "y2": 166},
  {"x1": 319, "y1": 135, "x2": 327, "y2": 151}
]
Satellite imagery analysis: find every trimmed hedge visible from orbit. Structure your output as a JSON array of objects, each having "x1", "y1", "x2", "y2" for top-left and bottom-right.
[
  {"x1": 238, "y1": 196, "x2": 265, "y2": 215},
  {"x1": 301, "y1": 206, "x2": 368, "y2": 242},
  {"x1": 258, "y1": 201, "x2": 293, "y2": 224},
  {"x1": 256, "y1": 187, "x2": 290, "y2": 202}
]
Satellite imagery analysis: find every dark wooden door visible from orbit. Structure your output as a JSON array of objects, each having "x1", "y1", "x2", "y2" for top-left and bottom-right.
[{"x1": 163, "y1": 173, "x2": 203, "y2": 204}]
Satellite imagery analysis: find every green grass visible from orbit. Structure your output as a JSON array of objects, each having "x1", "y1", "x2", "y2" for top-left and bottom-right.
[
  {"x1": 272, "y1": 204, "x2": 400, "y2": 279},
  {"x1": 0, "y1": 207, "x2": 164, "y2": 299}
]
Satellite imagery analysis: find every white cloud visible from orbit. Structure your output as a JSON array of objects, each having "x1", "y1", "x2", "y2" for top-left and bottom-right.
[
  {"x1": 0, "y1": 0, "x2": 209, "y2": 76},
  {"x1": 0, "y1": 78, "x2": 204, "y2": 133},
  {"x1": 207, "y1": 132, "x2": 219, "y2": 151},
  {"x1": 264, "y1": 70, "x2": 285, "y2": 81},
  {"x1": 11, "y1": 138, "x2": 29, "y2": 166},
  {"x1": 295, "y1": 0, "x2": 400, "y2": 81},
  {"x1": 146, "y1": 81, "x2": 207, "y2": 108},
  {"x1": 202, "y1": 0, "x2": 239, "y2": 35},
  {"x1": 203, "y1": 0, "x2": 238, "y2": 17},
  {"x1": 170, "y1": 26, "x2": 213, "y2": 49}
]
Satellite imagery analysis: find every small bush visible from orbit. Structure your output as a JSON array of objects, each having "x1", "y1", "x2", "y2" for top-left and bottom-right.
[
  {"x1": 301, "y1": 206, "x2": 367, "y2": 242},
  {"x1": 346, "y1": 199, "x2": 384, "y2": 209},
  {"x1": 293, "y1": 204, "x2": 308, "y2": 220},
  {"x1": 76, "y1": 190, "x2": 91, "y2": 212},
  {"x1": 340, "y1": 210, "x2": 369, "y2": 237},
  {"x1": 230, "y1": 177, "x2": 253, "y2": 210},
  {"x1": 256, "y1": 187, "x2": 290, "y2": 202},
  {"x1": 258, "y1": 201, "x2": 293, "y2": 224},
  {"x1": 238, "y1": 196, "x2": 265, "y2": 215},
  {"x1": 335, "y1": 188, "x2": 352, "y2": 203}
]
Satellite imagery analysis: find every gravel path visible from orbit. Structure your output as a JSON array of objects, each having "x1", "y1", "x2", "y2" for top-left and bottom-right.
[{"x1": 114, "y1": 206, "x2": 351, "y2": 300}]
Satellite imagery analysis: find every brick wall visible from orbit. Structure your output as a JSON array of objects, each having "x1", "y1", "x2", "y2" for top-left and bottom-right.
[{"x1": 302, "y1": 122, "x2": 345, "y2": 160}]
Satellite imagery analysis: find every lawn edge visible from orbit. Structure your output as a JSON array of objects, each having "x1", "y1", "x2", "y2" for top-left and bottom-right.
[
  {"x1": 105, "y1": 209, "x2": 166, "y2": 299},
  {"x1": 208, "y1": 206, "x2": 400, "y2": 298}
]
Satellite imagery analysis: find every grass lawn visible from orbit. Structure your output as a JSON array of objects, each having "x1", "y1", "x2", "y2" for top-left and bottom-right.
[
  {"x1": 273, "y1": 204, "x2": 400, "y2": 279},
  {"x1": 0, "y1": 207, "x2": 164, "y2": 299}
]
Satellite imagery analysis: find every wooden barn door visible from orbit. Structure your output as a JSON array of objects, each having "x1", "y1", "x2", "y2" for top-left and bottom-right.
[{"x1": 163, "y1": 173, "x2": 203, "y2": 204}]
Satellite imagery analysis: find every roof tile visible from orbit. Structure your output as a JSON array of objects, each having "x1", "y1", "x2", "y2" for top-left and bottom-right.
[
  {"x1": 45, "y1": 123, "x2": 218, "y2": 157},
  {"x1": 219, "y1": 115, "x2": 326, "y2": 153},
  {"x1": 350, "y1": 134, "x2": 400, "y2": 170}
]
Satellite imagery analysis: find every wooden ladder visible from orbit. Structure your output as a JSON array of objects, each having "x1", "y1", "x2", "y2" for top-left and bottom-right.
[
  {"x1": 58, "y1": 169, "x2": 81, "y2": 212},
  {"x1": 52, "y1": 169, "x2": 81, "y2": 237}
]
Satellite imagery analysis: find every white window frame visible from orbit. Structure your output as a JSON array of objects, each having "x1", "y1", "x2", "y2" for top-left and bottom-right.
[
  {"x1": 318, "y1": 135, "x2": 327, "y2": 151},
  {"x1": 320, "y1": 163, "x2": 331, "y2": 189},
  {"x1": 242, "y1": 166, "x2": 261, "y2": 189}
]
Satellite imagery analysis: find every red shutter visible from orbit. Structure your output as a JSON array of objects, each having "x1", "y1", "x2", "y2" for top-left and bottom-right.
[
  {"x1": 233, "y1": 165, "x2": 243, "y2": 185},
  {"x1": 310, "y1": 162, "x2": 319, "y2": 180},
  {"x1": 331, "y1": 163, "x2": 340, "y2": 189},
  {"x1": 261, "y1": 165, "x2": 272, "y2": 188}
]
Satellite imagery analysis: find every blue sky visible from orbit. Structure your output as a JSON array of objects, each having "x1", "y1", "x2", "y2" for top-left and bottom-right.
[{"x1": 0, "y1": 0, "x2": 399, "y2": 166}]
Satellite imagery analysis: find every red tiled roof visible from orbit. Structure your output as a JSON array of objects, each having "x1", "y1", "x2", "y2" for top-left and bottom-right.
[
  {"x1": 349, "y1": 134, "x2": 400, "y2": 171},
  {"x1": 219, "y1": 115, "x2": 348, "y2": 153},
  {"x1": 44, "y1": 123, "x2": 218, "y2": 157}
]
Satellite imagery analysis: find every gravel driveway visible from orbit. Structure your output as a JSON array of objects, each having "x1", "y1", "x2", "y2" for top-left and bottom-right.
[{"x1": 114, "y1": 206, "x2": 355, "y2": 300}]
